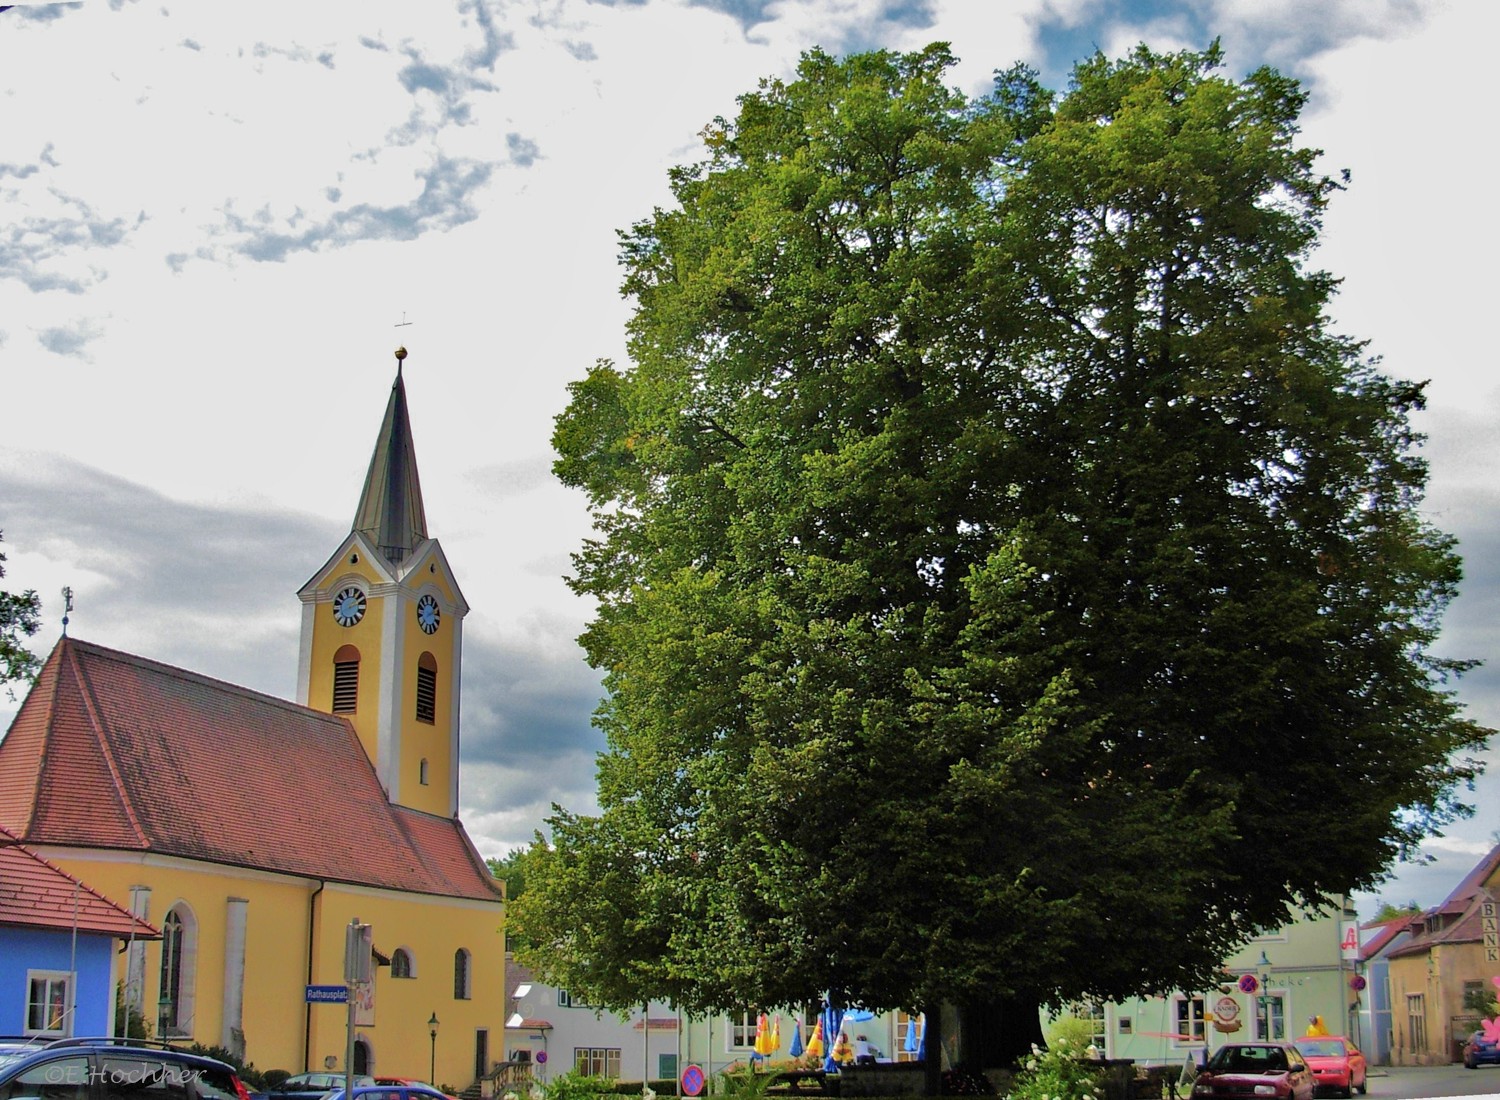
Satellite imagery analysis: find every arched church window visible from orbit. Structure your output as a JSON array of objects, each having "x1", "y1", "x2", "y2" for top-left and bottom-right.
[
  {"x1": 333, "y1": 645, "x2": 360, "y2": 714},
  {"x1": 157, "y1": 904, "x2": 198, "y2": 1037},
  {"x1": 392, "y1": 948, "x2": 414, "y2": 979},
  {"x1": 454, "y1": 948, "x2": 472, "y2": 1000},
  {"x1": 416, "y1": 652, "x2": 437, "y2": 724}
]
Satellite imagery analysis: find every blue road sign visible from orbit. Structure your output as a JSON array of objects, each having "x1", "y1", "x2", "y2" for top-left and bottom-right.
[{"x1": 306, "y1": 984, "x2": 349, "y2": 1003}]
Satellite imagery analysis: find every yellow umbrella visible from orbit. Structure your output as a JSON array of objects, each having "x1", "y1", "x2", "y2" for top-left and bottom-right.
[
  {"x1": 755, "y1": 1013, "x2": 773, "y2": 1057},
  {"x1": 771, "y1": 1015, "x2": 782, "y2": 1053},
  {"x1": 805, "y1": 1018, "x2": 825, "y2": 1059},
  {"x1": 831, "y1": 1030, "x2": 854, "y2": 1065}
]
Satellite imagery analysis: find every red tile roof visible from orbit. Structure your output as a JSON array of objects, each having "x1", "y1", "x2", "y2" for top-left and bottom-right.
[
  {"x1": 0, "y1": 638, "x2": 502, "y2": 903},
  {"x1": 0, "y1": 824, "x2": 160, "y2": 938},
  {"x1": 1386, "y1": 842, "x2": 1500, "y2": 960}
]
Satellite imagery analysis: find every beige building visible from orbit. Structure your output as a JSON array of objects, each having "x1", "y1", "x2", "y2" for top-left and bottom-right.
[{"x1": 1383, "y1": 844, "x2": 1500, "y2": 1064}]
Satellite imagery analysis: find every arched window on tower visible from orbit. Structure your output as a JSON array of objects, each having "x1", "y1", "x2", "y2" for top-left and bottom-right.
[
  {"x1": 333, "y1": 645, "x2": 360, "y2": 714},
  {"x1": 454, "y1": 948, "x2": 472, "y2": 1000},
  {"x1": 416, "y1": 652, "x2": 437, "y2": 724}
]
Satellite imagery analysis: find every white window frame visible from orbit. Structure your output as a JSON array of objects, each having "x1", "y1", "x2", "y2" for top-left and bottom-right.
[
  {"x1": 728, "y1": 1012, "x2": 756, "y2": 1050},
  {"x1": 26, "y1": 969, "x2": 73, "y2": 1036},
  {"x1": 1174, "y1": 995, "x2": 1206, "y2": 1045}
]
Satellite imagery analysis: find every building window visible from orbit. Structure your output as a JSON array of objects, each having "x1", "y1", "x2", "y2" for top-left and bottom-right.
[
  {"x1": 558, "y1": 990, "x2": 573, "y2": 1008},
  {"x1": 333, "y1": 645, "x2": 360, "y2": 713},
  {"x1": 574, "y1": 1049, "x2": 621, "y2": 1078},
  {"x1": 159, "y1": 911, "x2": 184, "y2": 1033},
  {"x1": 1175, "y1": 996, "x2": 1206, "y2": 1044},
  {"x1": 454, "y1": 948, "x2": 472, "y2": 1000},
  {"x1": 392, "y1": 949, "x2": 413, "y2": 979},
  {"x1": 420, "y1": 758, "x2": 430, "y2": 785},
  {"x1": 1406, "y1": 994, "x2": 1427, "y2": 1053},
  {"x1": 1255, "y1": 993, "x2": 1287, "y2": 1041},
  {"x1": 1118, "y1": 1017, "x2": 1133, "y2": 1035},
  {"x1": 416, "y1": 653, "x2": 437, "y2": 724},
  {"x1": 156, "y1": 905, "x2": 196, "y2": 1037},
  {"x1": 26, "y1": 971, "x2": 70, "y2": 1036},
  {"x1": 729, "y1": 1012, "x2": 756, "y2": 1049}
]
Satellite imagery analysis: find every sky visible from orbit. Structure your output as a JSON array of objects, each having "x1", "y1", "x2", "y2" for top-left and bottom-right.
[{"x1": 1, "y1": 0, "x2": 1496, "y2": 923}]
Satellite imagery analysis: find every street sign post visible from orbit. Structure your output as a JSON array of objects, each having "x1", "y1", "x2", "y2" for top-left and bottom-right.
[{"x1": 307, "y1": 985, "x2": 349, "y2": 1003}]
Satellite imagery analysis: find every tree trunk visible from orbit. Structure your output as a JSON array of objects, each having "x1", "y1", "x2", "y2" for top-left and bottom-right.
[{"x1": 957, "y1": 991, "x2": 1044, "y2": 1072}]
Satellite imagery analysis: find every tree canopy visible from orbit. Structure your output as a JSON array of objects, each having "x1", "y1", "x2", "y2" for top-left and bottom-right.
[
  {"x1": 521, "y1": 41, "x2": 1490, "y2": 1055},
  {"x1": 1, "y1": 530, "x2": 42, "y2": 699}
]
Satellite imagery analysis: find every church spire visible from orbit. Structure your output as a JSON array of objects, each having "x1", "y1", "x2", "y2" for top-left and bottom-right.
[{"x1": 352, "y1": 347, "x2": 428, "y2": 565}]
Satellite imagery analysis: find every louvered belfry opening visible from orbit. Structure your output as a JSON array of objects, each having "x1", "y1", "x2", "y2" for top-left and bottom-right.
[
  {"x1": 416, "y1": 652, "x2": 437, "y2": 724},
  {"x1": 333, "y1": 644, "x2": 360, "y2": 713}
]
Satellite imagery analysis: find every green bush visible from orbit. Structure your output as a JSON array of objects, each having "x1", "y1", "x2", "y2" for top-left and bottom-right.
[
  {"x1": 184, "y1": 1044, "x2": 266, "y2": 1091},
  {"x1": 540, "y1": 1073, "x2": 618, "y2": 1100},
  {"x1": 262, "y1": 1070, "x2": 292, "y2": 1090}
]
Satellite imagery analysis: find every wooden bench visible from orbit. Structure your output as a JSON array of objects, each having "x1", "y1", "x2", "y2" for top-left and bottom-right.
[{"x1": 766, "y1": 1069, "x2": 831, "y2": 1095}]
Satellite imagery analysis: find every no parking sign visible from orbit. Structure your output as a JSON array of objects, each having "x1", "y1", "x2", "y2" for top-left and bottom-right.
[{"x1": 681, "y1": 1065, "x2": 705, "y2": 1097}]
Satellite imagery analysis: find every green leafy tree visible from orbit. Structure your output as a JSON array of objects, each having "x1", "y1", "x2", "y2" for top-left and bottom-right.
[
  {"x1": 489, "y1": 846, "x2": 532, "y2": 953},
  {"x1": 1, "y1": 530, "x2": 42, "y2": 698},
  {"x1": 525, "y1": 42, "x2": 1491, "y2": 1071}
]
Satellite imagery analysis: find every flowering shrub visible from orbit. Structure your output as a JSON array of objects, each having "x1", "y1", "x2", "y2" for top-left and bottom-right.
[{"x1": 1005, "y1": 1041, "x2": 1105, "y2": 1100}]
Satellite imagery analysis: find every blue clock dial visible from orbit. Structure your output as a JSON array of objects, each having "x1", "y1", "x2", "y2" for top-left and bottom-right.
[
  {"x1": 416, "y1": 594, "x2": 441, "y2": 634},
  {"x1": 333, "y1": 586, "x2": 366, "y2": 627}
]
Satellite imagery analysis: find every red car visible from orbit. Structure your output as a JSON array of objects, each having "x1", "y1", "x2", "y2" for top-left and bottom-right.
[
  {"x1": 1292, "y1": 1037, "x2": 1367, "y2": 1097},
  {"x1": 1192, "y1": 1042, "x2": 1315, "y2": 1100}
]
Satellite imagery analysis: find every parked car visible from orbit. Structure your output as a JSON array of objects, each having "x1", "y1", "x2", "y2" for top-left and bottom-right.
[
  {"x1": 321, "y1": 1085, "x2": 450, "y2": 1100},
  {"x1": 1191, "y1": 1042, "x2": 1315, "y2": 1100},
  {"x1": 0, "y1": 1036, "x2": 253, "y2": 1100},
  {"x1": 1464, "y1": 1029, "x2": 1500, "y2": 1069},
  {"x1": 1292, "y1": 1036, "x2": 1367, "y2": 1097},
  {"x1": 372, "y1": 1078, "x2": 458, "y2": 1100},
  {"x1": 265, "y1": 1072, "x2": 375, "y2": 1100}
]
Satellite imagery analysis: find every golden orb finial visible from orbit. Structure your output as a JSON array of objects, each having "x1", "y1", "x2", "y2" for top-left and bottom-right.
[{"x1": 395, "y1": 346, "x2": 407, "y2": 362}]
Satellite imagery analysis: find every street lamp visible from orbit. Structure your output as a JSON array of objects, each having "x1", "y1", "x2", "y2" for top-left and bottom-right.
[
  {"x1": 429, "y1": 1012, "x2": 440, "y2": 1085},
  {"x1": 1256, "y1": 952, "x2": 1273, "y2": 1041}
]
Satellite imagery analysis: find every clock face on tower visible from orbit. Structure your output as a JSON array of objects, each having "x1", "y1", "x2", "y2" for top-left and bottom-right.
[
  {"x1": 416, "y1": 594, "x2": 441, "y2": 634},
  {"x1": 332, "y1": 586, "x2": 366, "y2": 627}
]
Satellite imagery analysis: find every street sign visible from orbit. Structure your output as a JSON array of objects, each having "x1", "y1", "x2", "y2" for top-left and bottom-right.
[
  {"x1": 680, "y1": 1065, "x2": 705, "y2": 1097},
  {"x1": 306, "y1": 984, "x2": 349, "y2": 1003},
  {"x1": 535, "y1": 1052, "x2": 547, "y2": 1065}
]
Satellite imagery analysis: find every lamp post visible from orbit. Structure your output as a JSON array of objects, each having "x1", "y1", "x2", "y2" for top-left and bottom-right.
[
  {"x1": 1257, "y1": 952, "x2": 1273, "y2": 1041},
  {"x1": 429, "y1": 1012, "x2": 440, "y2": 1086}
]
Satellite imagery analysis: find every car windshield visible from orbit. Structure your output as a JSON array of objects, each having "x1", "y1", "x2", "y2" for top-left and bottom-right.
[
  {"x1": 1294, "y1": 1040, "x2": 1345, "y2": 1057},
  {"x1": 1208, "y1": 1046, "x2": 1289, "y2": 1073}
]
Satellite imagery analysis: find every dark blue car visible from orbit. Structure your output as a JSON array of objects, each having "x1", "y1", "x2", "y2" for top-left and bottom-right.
[{"x1": 1465, "y1": 1031, "x2": 1500, "y2": 1069}]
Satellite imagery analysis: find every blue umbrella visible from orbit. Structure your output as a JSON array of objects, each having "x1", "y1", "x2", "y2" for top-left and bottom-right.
[
  {"x1": 822, "y1": 1007, "x2": 843, "y2": 1072},
  {"x1": 904, "y1": 1014, "x2": 922, "y2": 1054},
  {"x1": 790, "y1": 1020, "x2": 805, "y2": 1059}
]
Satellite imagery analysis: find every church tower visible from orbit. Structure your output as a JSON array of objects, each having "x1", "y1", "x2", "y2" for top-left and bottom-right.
[{"x1": 296, "y1": 347, "x2": 468, "y2": 817}]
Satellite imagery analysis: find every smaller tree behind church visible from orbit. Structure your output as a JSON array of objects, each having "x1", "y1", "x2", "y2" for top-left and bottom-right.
[
  {"x1": 523, "y1": 41, "x2": 1492, "y2": 1069},
  {"x1": 1, "y1": 530, "x2": 42, "y2": 697}
]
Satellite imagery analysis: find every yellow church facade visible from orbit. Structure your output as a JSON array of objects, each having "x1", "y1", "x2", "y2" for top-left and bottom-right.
[{"x1": 0, "y1": 350, "x2": 506, "y2": 1089}]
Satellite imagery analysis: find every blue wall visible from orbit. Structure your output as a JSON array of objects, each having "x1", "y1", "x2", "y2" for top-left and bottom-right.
[{"x1": 0, "y1": 927, "x2": 118, "y2": 1037}]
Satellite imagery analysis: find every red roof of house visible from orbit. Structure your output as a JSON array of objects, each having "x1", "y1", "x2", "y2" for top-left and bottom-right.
[
  {"x1": 1386, "y1": 842, "x2": 1500, "y2": 960},
  {"x1": 0, "y1": 824, "x2": 160, "y2": 938},
  {"x1": 0, "y1": 638, "x2": 502, "y2": 903}
]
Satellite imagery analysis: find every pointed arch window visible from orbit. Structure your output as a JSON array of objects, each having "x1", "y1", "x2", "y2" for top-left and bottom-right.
[
  {"x1": 333, "y1": 645, "x2": 361, "y2": 714},
  {"x1": 157, "y1": 904, "x2": 198, "y2": 1037},
  {"x1": 416, "y1": 652, "x2": 437, "y2": 724},
  {"x1": 454, "y1": 948, "x2": 472, "y2": 1000}
]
